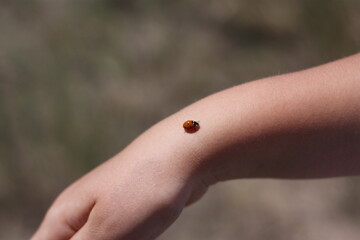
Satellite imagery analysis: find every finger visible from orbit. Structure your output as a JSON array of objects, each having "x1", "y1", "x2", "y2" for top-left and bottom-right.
[
  {"x1": 71, "y1": 198, "x2": 182, "y2": 240},
  {"x1": 31, "y1": 191, "x2": 96, "y2": 240}
]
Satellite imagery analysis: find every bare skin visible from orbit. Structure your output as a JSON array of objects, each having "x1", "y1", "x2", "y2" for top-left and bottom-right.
[{"x1": 31, "y1": 53, "x2": 360, "y2": 240}]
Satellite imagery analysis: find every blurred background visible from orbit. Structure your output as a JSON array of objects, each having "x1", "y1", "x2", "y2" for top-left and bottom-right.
[{"x1": 1, "y1": 0, "x2": 360, "y2": 239}]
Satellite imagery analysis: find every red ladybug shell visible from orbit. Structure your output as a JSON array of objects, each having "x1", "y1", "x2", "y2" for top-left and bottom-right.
[{"x1": 183, "y1": 120, "x2": 200, "y2": 133}]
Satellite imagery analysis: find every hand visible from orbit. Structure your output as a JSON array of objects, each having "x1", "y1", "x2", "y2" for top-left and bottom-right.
[
  {"x1": 31, "y1": 118, "x2": 209, "y2": 240},
  {"x1": 32, "y1": 53, "x2": 360, "y2": 239}
]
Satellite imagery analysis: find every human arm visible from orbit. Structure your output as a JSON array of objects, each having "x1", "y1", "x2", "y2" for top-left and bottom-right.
[
  {"x1": 31, "y1": 54, "x2": 360, "y2": 240},
  {"x1": 185, "y1": 53, "x2": 360, "y2": 180}
]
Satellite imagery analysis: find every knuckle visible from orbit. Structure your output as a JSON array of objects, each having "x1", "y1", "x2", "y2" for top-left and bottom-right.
[{"x1": 45, "y1": 204, "x2": 64, "y2": 221}]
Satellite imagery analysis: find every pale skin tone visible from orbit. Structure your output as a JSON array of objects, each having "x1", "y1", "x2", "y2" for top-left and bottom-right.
[{"x1": 32, "y1": 53, "x2": 360, "y2": 240}]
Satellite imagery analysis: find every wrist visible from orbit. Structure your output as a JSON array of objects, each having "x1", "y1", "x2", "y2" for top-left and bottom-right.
[{"x1": 114, "y1": 114, "x2": 211, "y2": 197}]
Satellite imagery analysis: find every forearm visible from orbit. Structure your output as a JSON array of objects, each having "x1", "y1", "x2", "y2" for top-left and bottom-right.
[
  {"x1": 160, "y1": 53, "x2": 360, "y2": 183},
  {"x1": 32, "y1": 54, "x2": 360, "y2": 240}
]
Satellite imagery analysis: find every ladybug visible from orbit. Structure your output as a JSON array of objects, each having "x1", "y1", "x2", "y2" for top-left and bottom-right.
[{"x1": 183, "y1": 120, "x2": 200, "y2": 133}]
